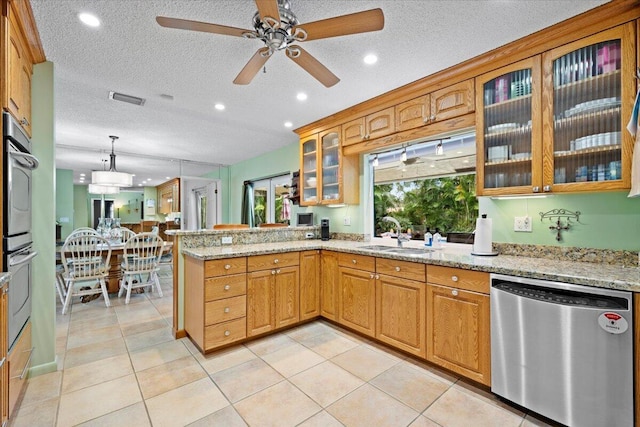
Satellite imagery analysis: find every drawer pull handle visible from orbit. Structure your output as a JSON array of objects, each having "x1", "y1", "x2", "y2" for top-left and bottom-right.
[
  {"x1": 274, "y1": 259, "x2": 279, "y2": 264},
  {"x1": 224, "y1": 285, "x2": 231, "y2": 291},
  {"x1": 352, "y1": 259, "x2": 357, "y2": 264},
  {"x1": 224, "y1": 330, "x2": 230, "y2": 337},
  {"x1": 451, "y1": 275, "x2": 459, "y2": 282},
  {"x1": 370, "y1": 273, "x2": 374, "y2": 279},
  {"x1": 224, "y1": 264, "x2": 231, "y2": 270},
  {"x1": 224, "y1": 307, "x2": 230, "y2": 313},
  {"x1": 276, "y1": 269, "x2": 281, "y2": 274},
  {"x1": 11, "y1": 347, "x2": 34, "y2": 380},
  {"x1": 272, "y1": 270, "x2": 276, "y2": 275},
  {"x1": 395, "y1": 266, "x2": 400, "y2": 272},
  {"x1": 452, "y1": 289, "x2": 459, "y2": 296}
]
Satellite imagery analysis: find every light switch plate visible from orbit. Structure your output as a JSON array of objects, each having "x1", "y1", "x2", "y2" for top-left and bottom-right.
[
  {"x1": 343, "y1": 217, "x2": 351, "y2": 226},
  {"x1": 514, "y1": 216, "x2": 532, "y2": 232},
  {"x1": 221, "y1": 236, "x2": 232, "y2": 244}
]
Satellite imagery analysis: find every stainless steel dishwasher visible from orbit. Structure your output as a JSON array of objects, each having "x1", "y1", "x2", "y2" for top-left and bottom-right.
[{"x1": 490, "y1": 273, "x2": 633, "y2": 427}]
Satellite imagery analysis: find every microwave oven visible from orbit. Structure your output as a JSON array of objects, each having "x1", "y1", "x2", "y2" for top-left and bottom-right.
[{"x1": 297, "y1": 212, "x2": 314, "y2": 226}]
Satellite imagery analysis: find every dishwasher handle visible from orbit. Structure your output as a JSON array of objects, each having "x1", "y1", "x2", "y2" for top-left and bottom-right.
[{"x1": 492, "y1": 281, "x2": 629, "y2": 310}]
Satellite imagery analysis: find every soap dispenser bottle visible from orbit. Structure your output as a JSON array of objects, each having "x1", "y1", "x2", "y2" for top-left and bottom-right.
[
  {"x1": 433, "y1": 228, "x2": 442, "y2": 249},
  {"x1": 424, "y1": 227, "x2": 432, "y2": 247}
]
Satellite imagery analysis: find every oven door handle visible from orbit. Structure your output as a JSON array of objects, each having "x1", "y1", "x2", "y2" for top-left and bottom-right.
[
  {"x1": 9, "y1": 150, "x2": 39, "y2": 170},
  {"x1": 9, "y1": 250, "x2": 38, "y2": 267}
]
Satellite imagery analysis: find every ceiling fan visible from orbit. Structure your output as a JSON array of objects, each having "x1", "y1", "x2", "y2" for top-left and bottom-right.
[{"x1": 156, "y1": 0, "x2": 384, "y2": 87}]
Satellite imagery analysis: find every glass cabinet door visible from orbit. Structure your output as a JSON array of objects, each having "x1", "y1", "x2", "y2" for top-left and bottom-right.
[
  {"x1": 300, "y1": 135, "x2": 318, "y2": 205},
  {"x1": 543, "y1": 24, "x2": 632, "y2": 192},
  {"x1": 320, "y1": 128, "x2": 340, "y2": 204},
  {"x1": 476, "y1": 57, "x2": 542, "y2": 195}
]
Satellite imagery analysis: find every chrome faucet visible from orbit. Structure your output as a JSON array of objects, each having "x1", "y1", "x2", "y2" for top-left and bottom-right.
[{"x1": 382, "y1": 216, "x2": 411, "y2": 247}]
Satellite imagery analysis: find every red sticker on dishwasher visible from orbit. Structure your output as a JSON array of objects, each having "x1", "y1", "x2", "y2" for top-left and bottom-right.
[{"x1": 598, "y1": 312, "x2": 628, "y2": 334}]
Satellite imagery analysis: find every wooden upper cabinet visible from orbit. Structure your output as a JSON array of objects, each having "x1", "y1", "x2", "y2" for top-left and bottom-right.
[
  {"x1": 342, "y1": 107, "x2": 395, "y2": 146},
  {"x1": 395, "y1": 94, "x2": 431, "y2": 132},
  {"x1": 430, "y1": 79, "x2": 475, "y2": 123},
  {"x1": 156, "y1": 178, "x2": 179, "y2": 214},
  {"x1": 6, "y1": 7, "x2": 33, "y2": 136},
  {"x1": 541, "y1": 23, "x2": 634, "y2": 193}
]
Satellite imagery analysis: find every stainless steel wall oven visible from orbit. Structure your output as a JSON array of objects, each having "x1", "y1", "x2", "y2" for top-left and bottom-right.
[{"x1": 3, "y1": 112, "x2": 38, "y2": 350}]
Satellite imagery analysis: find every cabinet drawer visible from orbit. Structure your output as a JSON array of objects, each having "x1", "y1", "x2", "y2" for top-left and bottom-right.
[
  {"x1": 205, "y1": 257, "x2": 247, "y2": 277},
  {"x1": 204, "y1": 317, "x2": 247, "y2": 350},
  {"x1": 205, "y1": 274, "x2": 247, "y2": 301},
  {"x1": 427, "y1": 265, "x2": 489, "y2": 294},
  {"x1": 376, "y1": 258, "x2": 426, "y2": 282},
  {"x1": 338, "y1": 252, "x2": 375, "y2": 271},
  {"x1": 205, "y1": 295, "x2": 247, "y2": 325},
  {"x1": 8, "y1": 322, "x2": 31, "y2": 417},
  {"x1": 248, "y1": 252, "x2": 299, "y2": 272}
]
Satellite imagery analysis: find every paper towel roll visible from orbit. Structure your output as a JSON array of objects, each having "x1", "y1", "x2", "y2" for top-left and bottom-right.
[{"x1": 473, "y1": 215, "x2": 493, "y2": 254}]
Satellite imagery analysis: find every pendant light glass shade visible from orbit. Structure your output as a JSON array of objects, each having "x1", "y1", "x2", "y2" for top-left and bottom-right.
[
  {"x1": 92, "y1": 135, "x2": 133, "y2": 187},
  {"x1": 88, "y1": 183, "x2": 120, "y2": 194}
]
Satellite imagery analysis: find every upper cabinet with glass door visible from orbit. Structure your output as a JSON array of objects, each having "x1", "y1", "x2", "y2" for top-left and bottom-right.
[
  {"x1": 300, "y1": 134, "x2": 319, "y2": 205},
  {"x1": 541, "y1": 24, "x2": 634, "y2": 193},
  {"x1": 476, "y1": 57, "x2": 542, "y2": 196},
  {"x1": 299, "y1": 127, "x2": 359, "y2": 206}
]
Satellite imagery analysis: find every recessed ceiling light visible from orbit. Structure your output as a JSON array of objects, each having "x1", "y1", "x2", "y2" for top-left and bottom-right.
[
  {"x1": 214, "y1": 103, "x2": 225, "y2": 111},
  {"x1": 78, "y1": 12, "x2": 100, "y2": 27},
  {"x1": 138, "y1": 184, "x2": 143, "y2": 186},
  {"x1": 284, "y1": 121, "x2": 293, "y2": 128},
  {"x1": 363, "y1": 54, "x2": 378, "y2": 65},
  {"x1": 165, "y1": 176, "x2": 170, "y2": 179},
  {"x1": 296, "y1": 92, "x2": 307, "y2": 101},
  {"x1": 80, "y1": 173, "x2": 86, "y2": 177},
  {"x1": 131, "y1": 174, "x2": 136, "y2": 177}
]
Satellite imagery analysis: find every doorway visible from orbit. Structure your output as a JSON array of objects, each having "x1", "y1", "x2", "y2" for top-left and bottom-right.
[
  {"x1": 182, "y1": 177, "x2": 221, "y2": 230},
  {"x1": 252, "y1": 174, "x2": 291, "y2": 225}
]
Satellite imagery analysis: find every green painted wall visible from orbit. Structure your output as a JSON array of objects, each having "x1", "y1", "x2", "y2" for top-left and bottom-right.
[
  {"x1": 479, "y1": 192, "x2": 640, "y2": 251},
  {"x1": 73, "y1": 184, "x2": 88, "y2": 228},
  {"x1": 31, "y1": 61, "x2": 57, "y2": 374},
  {"x1": 55, "y1": 169, "x2": 74, "y2": 239}
]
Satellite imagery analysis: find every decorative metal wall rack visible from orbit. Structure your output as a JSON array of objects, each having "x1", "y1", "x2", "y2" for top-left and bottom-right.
[{"x1": 539, "y1": 208, "x2": 581, "y2": 241}]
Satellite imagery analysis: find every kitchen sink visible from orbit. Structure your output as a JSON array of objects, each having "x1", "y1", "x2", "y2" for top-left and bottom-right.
[
  {"x1": 358, "y1": 245, "x2": 395, "y2": 251},
  {"x1": 385, "y1": 247, "x2": 434, "y2": 255}
]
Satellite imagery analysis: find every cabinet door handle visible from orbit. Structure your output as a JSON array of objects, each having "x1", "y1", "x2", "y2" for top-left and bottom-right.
[
  {"x1": 224, "y1": 285, "x2": 231, "y2": 291},
  {"x1": 370, "y1": 273, "x2": 374, "y2": 279},
  {"x1": 423, "y1": 116, "x2": 429, "y2": 123},
  {"x1": 532, "y1": 186, "x2": 540, "y2": 193},
  {"x1": 451, "y1": 289, "x2": 459, "y2": 296},
  {"x1": 352, "y1": 259, "x2": 357, "y2": 264},
  {"x1": 271, "y1": 270, "x2": 276, "y2": 275},
  {"x1": 224, "y1": 264, "x2": 231, "y2": 270},
  {"x1": 375, "y1": 274, "x2": 380, "y2": 279},
  {"x1": 543, "y1": 185, "x2": 551, "y2": 192},
  {"x1": 395, "y1": 266, "x2": 400, "y2": 272},
  {"x1": 274, "y1": 259, "x2": 279, "y2": 264},
  {"x1": 224, "y1": 330, "x2": 230, "y2": 337},
  {"x1": 224, "y1": 307, "x2": 230, "y2": 313},
  {"x1": 451, "y1": 275, "x2": 459, "y2": 282},
  {"x1": 276, "y1": 269, "x2": 281, "y2": 274},
  {"x1": 430, "y1": 114, "x2": 436, "y2": 121}
]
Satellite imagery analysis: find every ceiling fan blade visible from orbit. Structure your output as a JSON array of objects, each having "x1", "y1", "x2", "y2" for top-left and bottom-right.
[
  {"x1": 156, "y1": 16, "x2": 251, "y2": 37},
  {"x1": 233, "y1": 48, "x2": 271, "y2": 85},
  {"x1": 286, "y1": 46, "x2": 339, "y2": 87},
  {"x1": 295, "y1": 8, "x2": 384, "y2": 41},
  {"x1": 255, "y1": 0, "x2": 281, "y2": 23}
]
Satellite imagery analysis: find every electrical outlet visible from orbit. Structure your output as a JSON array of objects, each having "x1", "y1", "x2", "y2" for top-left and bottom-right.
[
  {"x1": 343, "y1": 217, "x2": 351, "y2": 226},
  {"x1": 221, "y1": 236, "x2": 232, "y2": 244},
  {"x1": 514, "y1": 216, "x2": 532, "y2": 232}
]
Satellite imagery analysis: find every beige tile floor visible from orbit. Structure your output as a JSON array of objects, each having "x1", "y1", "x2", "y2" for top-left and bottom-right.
[{"x1": 9, "y1": 268, "x2": 561, "y2": 427}]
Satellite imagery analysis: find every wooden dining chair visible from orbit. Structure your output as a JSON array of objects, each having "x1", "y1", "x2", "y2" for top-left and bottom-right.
[
  {"x1": 60, "y1": 234, "x2": 112, "y2": 314},
  {"x1": 258, "y1": 223, "x2": 288, "y2": 228},
  {"x1": 119, "y1": 232, "x2": 164, "y2": 304},
  {"x1": 141, "y1": 220, "x2": 159, "y2": 233},
  {"x1": 64, "y1": 227, "x2": 99, "y2": 243},
  {"x1": 212, "y1": 224, "x2": 249, "y2": 229}
]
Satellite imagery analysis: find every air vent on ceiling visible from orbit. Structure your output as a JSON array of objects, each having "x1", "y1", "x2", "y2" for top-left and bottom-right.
[{"x1": 108, "y1": 91, "x2": 146, "y2": 106}]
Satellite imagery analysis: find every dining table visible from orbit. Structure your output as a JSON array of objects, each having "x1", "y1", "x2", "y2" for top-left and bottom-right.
[{"x1": 57, "y1": 240, "x2": 173, "y2": 294}]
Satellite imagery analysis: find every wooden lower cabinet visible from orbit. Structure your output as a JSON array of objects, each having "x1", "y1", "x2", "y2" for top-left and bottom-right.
[
  {"x1": 426, "y1": 283, "x2": 491, "y2": 386},
  {"x1": 184, "y1": 256, "x2": 247, "y2": 352},
  {"x1": 338, "y1": 266, "x2": 376, "y2": 337},
  {"x1": 299, "y1": 250, "x2": 321, "y2": 320},
  {"x1": 247, "y1": 253, "x2": 299, "y2": 337},
  {"x1": 320, "y1": 251, "x2": 339, "y2": 320},
  {"x1": 375, "y1": 274, "x2": 426, "y2": 358},
  {"x1": 7, "y1": 322, "x2": 32, "y2": 417}
]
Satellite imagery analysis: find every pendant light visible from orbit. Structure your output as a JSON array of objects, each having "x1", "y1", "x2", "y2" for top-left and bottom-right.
[
  {"x1": 88, "y1": 183, "x2": 120, "y2": 194},
  {"x1": 91, "y1": 135, "x2": 133, "y2": 187}
]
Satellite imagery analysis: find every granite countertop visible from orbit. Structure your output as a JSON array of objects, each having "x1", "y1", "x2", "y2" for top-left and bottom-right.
[
  {"x1": 182, "y1": 240, "x2": 640, "y2": 292},
  {"x1": 0, "y1": 272, "x2": 11, "y2": 285}
]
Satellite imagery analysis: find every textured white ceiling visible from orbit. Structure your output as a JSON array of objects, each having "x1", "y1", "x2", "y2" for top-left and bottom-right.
[{"x1": 30, "y1": 0, "x2": 608, "y2": 187}]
